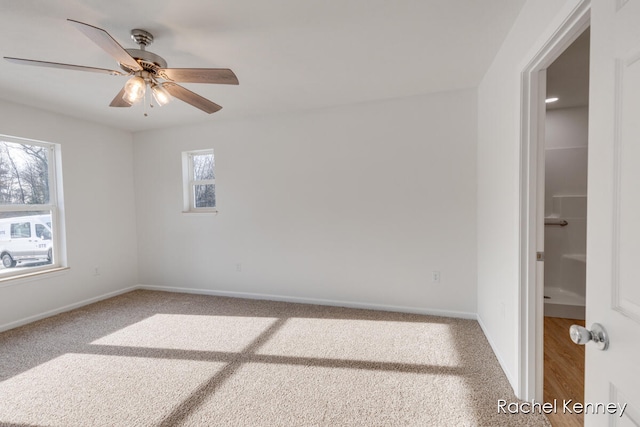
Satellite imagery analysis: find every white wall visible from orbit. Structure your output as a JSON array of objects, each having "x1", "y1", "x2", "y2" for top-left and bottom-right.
[
  {"x1": 134, "y1": 89, "x2": 478, "y2": 316},
  {"x1": 476, "y1": 0, "x2": 583, "y2": 392},
  {"x1": 0, "y1": 100, "x2": 138, "y2": 330}
]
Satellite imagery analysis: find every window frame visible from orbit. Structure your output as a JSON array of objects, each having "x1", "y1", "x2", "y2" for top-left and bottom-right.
[
  {"x1": 182, "y1": 149, "x2": 217, "y2": 214},
  {"x1": 0, "y1": 134, "x2": 64, "y2": 282}
]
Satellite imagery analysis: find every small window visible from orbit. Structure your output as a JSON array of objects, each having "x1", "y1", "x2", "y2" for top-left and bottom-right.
[{"x1": 182, "y1": 149, "x2": 216, "y2": 213}]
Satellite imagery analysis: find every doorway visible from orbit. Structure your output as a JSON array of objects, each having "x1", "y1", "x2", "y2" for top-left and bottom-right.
[
  {"x1": 541, "y1": 28, "x2": 590, "y2": 427},
  {"x1": 517, "y1": 0, "x2": 590, "y2": 407},
  {"x1": 520, "y1": 0, "x2": 640, "y2": 421}
]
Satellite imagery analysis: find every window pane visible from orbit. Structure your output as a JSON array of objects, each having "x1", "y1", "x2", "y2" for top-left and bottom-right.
[
  {"x1": 192, "y1": 153, "x2": 214, "y2": 181},
  {"x1": 0, "y1": 141, "x2": 50, "y2": 205},
  {"x1": 0, "y1": 210, "x2": 54, "y2": 274},
  {"x1": 194, "y1": 184, "x2": 215, "y2": 208}
]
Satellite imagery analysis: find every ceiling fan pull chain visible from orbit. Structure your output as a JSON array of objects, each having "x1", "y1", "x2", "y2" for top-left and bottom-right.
[{"x1": 143, "y1": 89, "x2": 149, "y2": 117}]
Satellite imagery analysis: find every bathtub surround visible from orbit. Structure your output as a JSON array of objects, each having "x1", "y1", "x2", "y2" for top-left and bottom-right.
[{"x1": 543, "y1": 107, "x2": 588, "y2": 320}]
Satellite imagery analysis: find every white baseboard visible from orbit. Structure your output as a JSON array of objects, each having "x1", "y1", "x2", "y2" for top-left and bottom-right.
[
  {"x1": 0, "y1": 286, "x2": 139, "y2": 333},
  {"x1": 476, "y1": 314, "x2": 516, "y2": 393},
  {"x1": 1, "y1": 283, "x2": 516, "y2": 397},
  {"x1": 0, "y1": 283, "x2": 477, "y2": 334},
  {"x1": 137, "y1": 284, "x2": 477, "y2": 319}
]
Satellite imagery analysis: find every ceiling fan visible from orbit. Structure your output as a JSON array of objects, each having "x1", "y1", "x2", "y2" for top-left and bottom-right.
[{"x1": 4, "y1": 19, "x2": 238, "y2": 114}]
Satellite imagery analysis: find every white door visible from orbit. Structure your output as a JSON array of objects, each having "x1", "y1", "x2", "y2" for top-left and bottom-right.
[{"x1": 585, "y1": 0, "x2": 640, "y2": 425}]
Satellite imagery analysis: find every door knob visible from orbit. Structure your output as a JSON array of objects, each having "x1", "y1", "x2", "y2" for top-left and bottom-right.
[{"x1": 569, "y1": 323, "x2": 609, "y2": 350}]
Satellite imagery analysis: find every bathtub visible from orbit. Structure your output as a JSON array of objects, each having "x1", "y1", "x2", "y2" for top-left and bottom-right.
[
  {"x1": 543, "y1": 195, "x2": 587, "y2": 320},
  {"x1": 544, "y1": 253, "x2": 586, "y2": 319}
]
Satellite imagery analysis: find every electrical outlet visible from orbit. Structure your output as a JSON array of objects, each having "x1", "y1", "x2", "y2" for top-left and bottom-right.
[
  {"x1": 94, "y1": 267, "x2": 100, "y2": 276},
  {"x1": 432, "y1": 270, "x2": 441, "y2": 284},
  {"x1": 236, "y1": 263, "x2": 242, "y2": 273}
]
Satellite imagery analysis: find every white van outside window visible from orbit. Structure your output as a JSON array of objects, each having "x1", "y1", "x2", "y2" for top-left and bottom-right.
[{"x1": 0, "y1": 214, "x2": 53, "y2": 268}]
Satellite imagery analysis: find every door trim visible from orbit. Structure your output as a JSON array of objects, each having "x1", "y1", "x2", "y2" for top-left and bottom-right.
[{"x1": 518, "y1": 0, "x2": 591, "y2": 401}]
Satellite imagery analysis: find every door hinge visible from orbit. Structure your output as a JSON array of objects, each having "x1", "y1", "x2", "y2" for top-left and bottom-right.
[{"x1": 536, "y1": 252, "x2": 544, "y2": 261}]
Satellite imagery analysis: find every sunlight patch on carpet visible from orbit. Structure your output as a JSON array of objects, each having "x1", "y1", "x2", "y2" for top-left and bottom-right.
[
  {"x1": 178, "y1": 362, "x2": 477, "y2": 426},
  {"x1": 91, "y1": 314, "x2": 278, "y2": 352},
  {"x1": 256, "y1": 318, "x2": 461, "y2": 366},
  {"x1": 0, "y1": 353, "x2": 227, "y2": 426}
]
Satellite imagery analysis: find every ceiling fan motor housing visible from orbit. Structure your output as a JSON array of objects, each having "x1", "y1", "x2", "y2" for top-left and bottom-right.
[
  {"x1": 119, "y1": 29, "x2": 168, "y2": 74},
  {"x1": 122, "y1": 48, "x2": 168, "y2": 73}
]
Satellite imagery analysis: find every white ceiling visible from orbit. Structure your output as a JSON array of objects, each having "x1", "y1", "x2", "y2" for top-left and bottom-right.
[{"x1": 0, "y1": 0, "x2": 526, "y2": 132}]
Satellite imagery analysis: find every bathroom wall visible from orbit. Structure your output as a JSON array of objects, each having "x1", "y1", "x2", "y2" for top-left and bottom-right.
[{"x1": 544, "y1": 106, "x2": 588, "y2": 318}]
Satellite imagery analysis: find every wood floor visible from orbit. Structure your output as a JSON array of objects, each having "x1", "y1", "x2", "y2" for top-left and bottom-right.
[{"x1": 544, "y1": 316, "x2": 585, "y2": 427}]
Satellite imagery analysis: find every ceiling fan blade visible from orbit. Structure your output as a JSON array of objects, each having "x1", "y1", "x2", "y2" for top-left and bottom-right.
[
  {"x1": 67, "y1": 19, "x2": 142, "y2": 72},
  {"x1": 158, "y1": 68, "x2": 239, "y2": 85},
  {"x1": 4, "y1": 57, "x2": 126, "y2": 76},
  {"x1": 163, "y1": 83, "x2": 222, "y2": 114},
  {"x1": 109, "y1": 87, "x2": 132, "y2": 107}
]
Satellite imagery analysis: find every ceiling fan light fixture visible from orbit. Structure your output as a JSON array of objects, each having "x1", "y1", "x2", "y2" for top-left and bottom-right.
[
  {"x1": 123, "y1": 75, "x2": 146, "y2": 104},
  {"x1": 7, "y1": 20, "x2": 238, "y2": 114},
  {"x1": 151, "y1": 82, "x2": 172, "y2": 106}
]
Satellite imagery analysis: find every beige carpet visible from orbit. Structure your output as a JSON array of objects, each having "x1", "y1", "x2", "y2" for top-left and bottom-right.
[{"x1": 0, "y1": 290, "x2": 550, "y2": 426}]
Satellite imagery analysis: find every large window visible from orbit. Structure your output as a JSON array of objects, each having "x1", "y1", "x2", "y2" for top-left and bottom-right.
[
  {"x1": 0, "y1": 135, "x2": 62, "y2": 278},
  {"x1": 182, "y1": 149, "x2": 216, "y2": 213}
]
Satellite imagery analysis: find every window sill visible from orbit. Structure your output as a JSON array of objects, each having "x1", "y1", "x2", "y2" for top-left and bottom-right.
[
  {"x1": 182, "y1": 210, "x2": 219, "y2": 216},
  {"x1": 0, "y1": 266, "x2": 70, "y2": 288}
]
